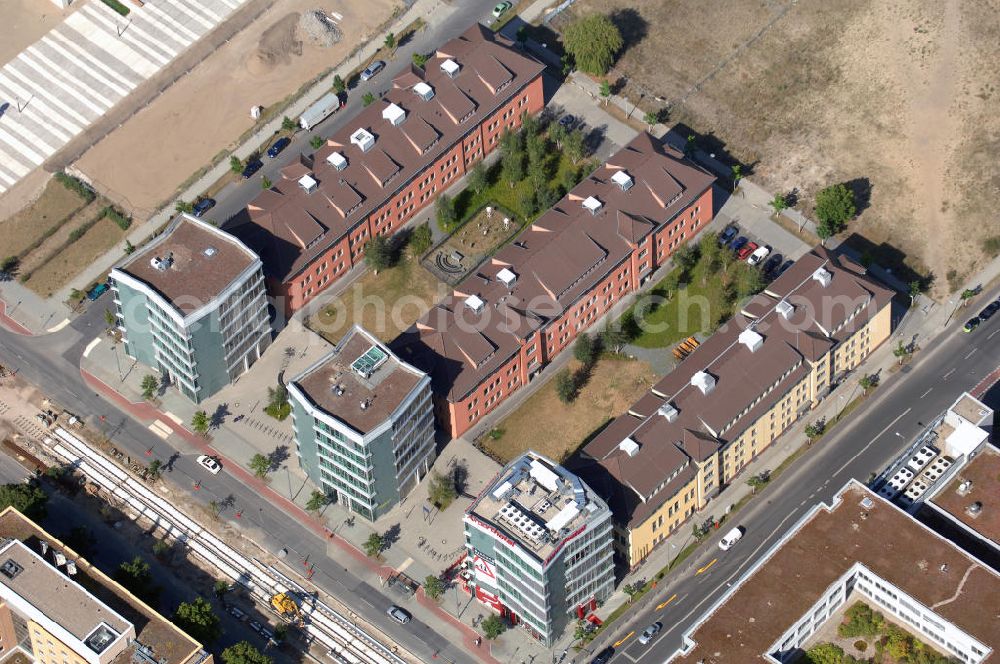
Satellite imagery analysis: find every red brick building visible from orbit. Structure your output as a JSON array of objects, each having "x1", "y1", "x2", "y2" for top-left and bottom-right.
[
  {"x1": 393, "y1": 133, "x2": 716, "y2": 438},
  {"x1": 229, "y1": 25, "x2": 546, "y2": 315}
]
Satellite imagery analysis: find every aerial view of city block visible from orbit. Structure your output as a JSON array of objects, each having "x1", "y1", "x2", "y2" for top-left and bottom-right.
[{"x1": 1, "y1": 0, "x2": 999, "y2": 662}]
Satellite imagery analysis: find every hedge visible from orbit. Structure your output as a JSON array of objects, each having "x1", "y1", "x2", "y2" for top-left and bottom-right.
[
  {"x1": 54, "y1": 172, "x2": 96, "y2": 203},
  {"x1": 103, "y1": 206, "x2": 132, "y2": 231},
  {"x1": 99, "y1": 0, "x2": 130, "y2": 16}
]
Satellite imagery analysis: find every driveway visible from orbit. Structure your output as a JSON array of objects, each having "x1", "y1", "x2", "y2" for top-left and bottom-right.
[{"x1": 544, "y1": 73, "x2": 639, "y2": 161}]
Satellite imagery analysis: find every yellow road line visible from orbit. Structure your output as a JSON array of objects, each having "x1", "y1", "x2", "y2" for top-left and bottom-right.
[
  {"x1": 696, "y1": 558, "x2": 717, "y2": 575},
  {"x1": 613, "y1": 631, "x2": 634, "y2": 648},
  {"x1": 656, "y1": 593, "x2": 678, "y2": 611}
]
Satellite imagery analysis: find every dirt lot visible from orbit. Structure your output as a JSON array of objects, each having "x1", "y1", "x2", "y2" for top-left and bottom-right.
[
  {"x1": 563, "y1": 0, "x2": 1000, "y2": 294},
  {"x1": 0, "y1": 178, "x2": 89, "y2": 258},
  {"x1": 17, "y1": 200, "x2": 104, "y2": 276},
  {"x1": 25, "y1": 216, "x2": 126, "y2": 298},
  {"x1": 2, "y1": 0, "x2": 77, "y2": 67},
  {"x1": 481, "y1": 357, "x2": 655, "y2": 464},
  {"x1": 75, "y1": 0, "x2": 398, "y2": 216}
]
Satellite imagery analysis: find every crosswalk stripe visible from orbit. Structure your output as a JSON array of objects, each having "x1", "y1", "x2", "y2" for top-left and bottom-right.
[
  {"x1": 0, "y1": 74, "x2": 76, "y2": 144},
  {"x1": 45, "y1": 32, "x2": 133, "y2": 96},
  {"x1": 19, "y1": 49, "x2": 112, "y2": 113},
  {"x1": 3, "y1": 62, "x2": 92, "y2": 128},
  {"x1": 78, "y1": 4, "x2": 173, "y2": 67},
  {"x1": 141, "y1": 3, "x2": 201, "y2": 43},
  {"x1": 0, "y1": 126, "x2": 47, "y2": 166},
  {"x1": 175, "y1": 0, "x2": 223, "y2": 24},
  {"x1": 161, "y1": 0, "x2": 215, "y2": 31},
  {"x1": 68, "y1": 12, "x2": 158, "y2": 79}
]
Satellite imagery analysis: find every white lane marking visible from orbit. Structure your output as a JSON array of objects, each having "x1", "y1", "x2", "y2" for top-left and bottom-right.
[
  {"x1": 989, "y1": 329, "x2": 1000, "y2": 340},
  {"x1": 47, "y1": 318, "x2": 71, "y2": 333},
  {"x1": 920, "y1": 388, "x2": 933, "y2": 398},
  {"x1": 397, "y1": 557, "x2": 414, "y2": 573},
  {"x1": 942, "y1": 369, "x2": 956, "y2": 379},
  {"x1": 148, "y1": 420, "x2": 172, "y2": 439},
  {"x1": 964, "y1": 348, "x2": 978, "y2": 360},
  {"x1": 833, "y1": 407, "x2": 912, "y2": 477},
  {"x1": 82, "y1": 337, "x2": 101, "y2": 357}
]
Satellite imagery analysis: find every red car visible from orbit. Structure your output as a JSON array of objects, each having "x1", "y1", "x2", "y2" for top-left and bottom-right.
[{"x1": 737, "y1": 241, "x2": 758, "y2": 261}]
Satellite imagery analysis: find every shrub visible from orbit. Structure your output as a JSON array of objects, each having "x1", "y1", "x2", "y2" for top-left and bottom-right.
[
  {"x1": 104, "y1": 206, "x2": 132, "y2": 230},
  {"x1": 481, "y1": 614, "x2": 506, "y2": 639},
  {"x1": 838, "y1": 602, "x2": 883, "y2": 638},
  {"x1": 409, "y1": 223, "x2": 433, "y2": 256},
  {"x1": 54, "y1": 172, "x2": 96, "y2": 202},
  {"x1": 423, "y1": 575, "x2": 445, "y2": 600},
  {"x1": 982, "y1": 235, "x2": 1000, "y2": 257},
  {"x1": 69, "y1": 227, "x2": 87, "y2": 242},
  {"x1": 362, "y1": 92, "x2": 376, "y2": 107},
  {"x1": 99, "y1": 0, "x2": 130, "y2": 16},
  {"x1": 854, "y1": 640, "x2": 868, "y2": 652}
]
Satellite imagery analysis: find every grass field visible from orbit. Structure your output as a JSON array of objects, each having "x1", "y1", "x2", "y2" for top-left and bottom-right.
[
  {"x1": 481, "y1": 357, "x2": 655, "y2": 464},
  {"x1": 310, "y1": 251, "x2": 446, "y2": 344},
  {"x1": 24, "y1": 217, "x2": 126, "y2": 298},
  {"x1": 1, "y1": 178, "x2": 89, "y2": 258}
]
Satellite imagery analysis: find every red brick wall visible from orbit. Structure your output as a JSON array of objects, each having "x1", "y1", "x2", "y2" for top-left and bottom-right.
[{"x1": 651, "y1": 188, "x2": 713, "y2": 268}]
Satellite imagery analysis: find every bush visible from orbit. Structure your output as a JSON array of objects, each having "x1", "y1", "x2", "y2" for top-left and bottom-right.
[
  {"x1": 481, "y1": 614, "x2": 506, "y2": 640},
  {"x1": 54, "y1": 172, "x2": 96, "y2": 202},
  {"x1": 409, "y1": 223, "x2": 433, "y2": 256},
  {"x1": 69, "y1": 227, "x2": 87, "y2": 242},
  {"x1": 838, "y1": 602, "x2": 883, "y2": 638},
  {"x1": 99, "y1": 0, "x2": 130, "y2": 16},
  {"x1": 982, "y1": 235, "x2": 1000, "y2": 257},
  {"x1": 104, "y1": 206, "x2": 132, "y2": 230}
]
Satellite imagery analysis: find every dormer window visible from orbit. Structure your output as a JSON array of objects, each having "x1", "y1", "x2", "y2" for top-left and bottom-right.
[
  {"x1": 326, "y1": 151, "x2": 347, "y2": 171},
  {"x1": 413, "y1": 81, "x2": 435, "y2": 101},
  {"x1": 441, "y1": 59, "x2": 460, "y2": 78},
  {"x1": 465, "y1": 294, "x2": 485, "y2": 314},
  {"x1": 298, "y1": 174, "x2": 318, "y2": 194},
  {"x1": 350, "y1": 128, "x2": 375, "y2": 152},
  {"x1": 611, "y1": 170, "x2": 634, "y2": 191},
  {"x1": 382, "y1": 103, "x2": 406, "y2": 126},
  {"x1": 582, "y1": 196, "x2": 602, "y2": 215}
]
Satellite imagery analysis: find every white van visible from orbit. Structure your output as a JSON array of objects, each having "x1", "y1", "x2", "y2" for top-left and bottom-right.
[{"x1": 718, "y1": 527, "x2": 743, "y2": 551}]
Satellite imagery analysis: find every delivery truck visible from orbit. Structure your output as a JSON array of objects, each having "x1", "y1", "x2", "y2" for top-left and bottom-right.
[{"x1": 299, "y1": 91, "x2": 342, "y2": 130}]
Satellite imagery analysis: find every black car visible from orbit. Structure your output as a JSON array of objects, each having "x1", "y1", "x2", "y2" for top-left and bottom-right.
[
  {"x1": 978, "y1": 300, "x2": 1000, "y2": 321},
  {"x1": 559, "y1": 114, "x2": 577, "y2": 129},
  {"x1": 729, "y1": 235, "x2": 748, "y2": 252},
  {"x1": 719, "y1": 225, "x2": 738, "y2": 245},
  {"x1": 241, "y1": 160, "x2": 263, "y2": 179},
  {"x1": 192, "y1": 198, "x2": 215, "y2": 217},
  {"x1": 763, "y1": 253, "x2": 783, "y2": 275},
  {"x1": 267, "y1": 137, "x2": 291, "y2": 158},
  {"x1": 590, "y1": 647, "x2": 614, "y2": 664},
  {"x1": 775, "y1": 259, "x2": 795, "y2": 277}
]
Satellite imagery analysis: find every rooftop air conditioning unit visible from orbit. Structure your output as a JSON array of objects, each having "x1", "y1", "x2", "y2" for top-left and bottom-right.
[
  {"x1": 413, "y1": 81, "x2": 435, "y2": 101},
  {"x1": 775, "y1": 299, "x2": 794, "y2": 320},
  {"x1": 298, "y1": 174, "x2": 318, "y2": 194},
  {"x1": 618, "y1": 437, "x2": 640, "y2": 457},
  {"x1": 611, "y1": 170, "x2": 634, "y2": 191},
  {"x1": 441, "y1": 59, "x2": 460, "y2": 78},
  {"x1": 465, "y1": 294, "x2": 485, "y2": 314},
  {"x1": 739, "y1": 328, "x2": 764, "y2": 352},
  {"x1": 497, "y1": 267, "x2": 517, "y2": 289},
  {"x1": 658, "y1": 403, "x2": 679, "y2": 422},
  {"x1": 326, "y1": 151, "x2": 348, "y2": 171},
  {"x1": 812, "y1": 267, "x2": 832, "y2": 287},
  {"x1": 382, "y1": 103, "x2": 406, "y2": 126},
  {"x1": 690, "y1": 370, "x2": 716, "y2": 395},
  {"x1": 582, "y1": 196, "x2": 602, "y2": 215},
  {"x1": 350, "y1": 127, "x2": 376, "y2": 152}
]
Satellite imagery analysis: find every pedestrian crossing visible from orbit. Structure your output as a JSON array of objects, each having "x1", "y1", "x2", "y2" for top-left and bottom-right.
[{"x1": 0, "y1": 0, "x2": 250, "y2": 195}]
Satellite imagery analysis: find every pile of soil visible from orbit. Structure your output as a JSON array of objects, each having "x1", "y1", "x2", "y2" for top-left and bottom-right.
[{"x1": 245, "y1": 12, "x2": 303, "y2": 76}]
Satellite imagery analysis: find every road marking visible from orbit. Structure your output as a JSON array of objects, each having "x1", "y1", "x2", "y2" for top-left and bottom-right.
[
  {"x1": 656, "y1": 594, "x2": 678, "y2": 611},
  {"x1": 833, "y1": 407, "x2": 912, "y2": 477},
  {"x1": 397, "y1": 557, "x2": 413, "y2": 574},
  {"x1": 164, "y1": 411, "x2": 184, "y2": 425},
  {"x1": 148, "y1": 420, "x2": 172, "y2": 439},
  {"x1": 989, "y1": 329, "x2": 1000, "y2": 340},
  {"x1": 943, "y1": 369, "x2": 956, "y2": 379},
  {"x1": 964, "y1": 348, "x2": 978, "y2": 360},
  {"x1": 920, "y1": 388, "x2": 933, "y2": 398},
  {"x1": 47, "y1": 318, "x2": 71, "y2": 332},
  {"x1": 82, "y1": 337, "x2": 101, "y2": 358},
  {"x1": 613, "y1": 631, "x2": 634, "y2": 648},
  {"x1": 696, "y1": 559, "x2": 717, "y2": 575}
]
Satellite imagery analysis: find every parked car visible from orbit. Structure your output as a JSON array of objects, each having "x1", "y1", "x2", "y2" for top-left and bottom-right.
[
  {"x1": 963, "y1": 318, "x2": 981, "y2": 333},
  {"x1": 559, "y1": 113, "x2": 577, "y2": 129},
  {"x1": 86, "y1": 282, "x2": 109, "y2": 301},
  {"x1": 386, "y1": 606, "x2": 411, "y2": 624},
  {"x1": 763, "y1": 253, "x2": 783, "y2": 275},
  {"x1": 729, "y1": 235, "x2": 748, "y2": 252},
  {"x1": 228, "y1": 605, "x2": 247, "y2": 621},
  {"x1": 241, "y1": 159, "x2": 263, "y2": 179},
  {"x1": 260, "y1": 628, "x2": 274, "y2": 642},
  {"x1": 590, "y1": 647, "x2": 615, "y2": 664},
  {"x1": 248, "y1": 620, "x2": 263, "y2": 634},
  {"x1": 638, "y1": 622, "x2": 662, "y2": 645},
  {"x1": 775, "y1": 259, "x2": 794, "y2": 277},
  {"x1": 192, "y1": 198, "x2": 215, "y2": 217},
  {"x1": 978, "y1": 300, "x2": 1000, "y2": 321},
  {"x1": 360, "y1": 60, "x2": 385, "y2": 82},
  {"x1": 719, "y1": 526, "x2": 743, "y2": 551},
  {"x1": 267, "y1": 137, "x2": 291, "y2": 158},
  {"x1": 747, "y1": 245, "x2": 770, "y2": 266},
  {"x1": 492, "y1": 1, "x2": 512, "y2": 18},
  {"x1": 737, "y1": 241, "x2": 758, "y2": 261},
  {"x1": 719, "y1": 225, "x2": 738, "y2": 245},
  {"x1": 196, "y1": 455, "x2": 222, "y2": 475}
]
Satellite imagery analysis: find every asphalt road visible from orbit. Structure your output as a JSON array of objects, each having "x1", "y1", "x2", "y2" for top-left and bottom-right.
[{"x1": 584, "y1": 289, "x2": 1000, "y2": 664}]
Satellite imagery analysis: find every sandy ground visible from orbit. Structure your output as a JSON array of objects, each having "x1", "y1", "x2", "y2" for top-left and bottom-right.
[
  {"x1": 565, "y1": 0, "x2": 1000, "y2": 295},
  {"x1": 75, "y1": 0, "x2": 397, "y2": 216},
  {"x1": 1, "y1": 0, "x2": 78, "y2": 67}
]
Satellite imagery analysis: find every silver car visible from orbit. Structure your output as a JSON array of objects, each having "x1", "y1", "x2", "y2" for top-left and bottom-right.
[
  {"x1": 360, "y1": 60, "x2": 385, "y2": 82},
  {"x1": 386, "y1": 605, "x2": 411, "y2": 624},
  {"x1": 638, "y1": 621, "x2": 662, "y2": 645}
]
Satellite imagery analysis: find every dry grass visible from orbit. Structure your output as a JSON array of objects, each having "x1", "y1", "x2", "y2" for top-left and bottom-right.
[
  {"x1": 24, "y1": 217, "x2": 126, "y2": 297},
  {"x1": 0, "y1": 179, "x2": 89, "y2": 258},
  {"x1": 309, "y1": 252, "x2": 446, "y2": 343},
  {"x1": 481, "y1": 357, "x2": 655, "y2": 464},
  {"x1": 16, "y1": 201, "x2": 104, "y2": 276}
]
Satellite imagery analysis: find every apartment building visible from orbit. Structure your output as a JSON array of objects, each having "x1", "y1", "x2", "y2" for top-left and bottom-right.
[
  {"x1": 673, "y1": 482, "x2": 999, "y2": 664},
  {"x1": 287, "y1": 325, "x2": 435, "y2": 521},
  {"x1": 230, "y1": 24, "x2": 546, "y2": 315},
  {"x1": 0, "y1": 507, "x2": 207, "y2": 664},
  {"x1": 463, "y1": 452, "x2": 614, "y2": 646},
  {"x1": 393, "y1": 132, "x2": 716, "y2": 438},
  {"x1": 110, "y1": 215, "x2": 270, "y2": 403},
  {"x1": 579, "y1": 248, "x2": 894, "y2": 567}
]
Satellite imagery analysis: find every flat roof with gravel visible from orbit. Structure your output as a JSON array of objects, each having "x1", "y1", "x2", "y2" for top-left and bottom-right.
[{"x1": 929, "y1": 443, "x2": 1000, "y2": 549}]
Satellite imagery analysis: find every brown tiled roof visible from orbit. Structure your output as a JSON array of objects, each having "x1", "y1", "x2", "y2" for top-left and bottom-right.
[
  {"x1": 582, "y1": 248, "x2": 894, "y2": 528},
  {"x1": 291, "y1": 326, "x2": 426, "y2": 435},
  {"x1": 229, "y1": 24, "x2": 546, "y2": 282},
  {"x1": 392, "y1": 133, "x2": 716, "y2": 401},
  {"x1": 116, "y1": 215, "x2": 257, "y2": 315},
  {"x1": 677, "y1": 483, "x2": 1000, "y2": 662}
]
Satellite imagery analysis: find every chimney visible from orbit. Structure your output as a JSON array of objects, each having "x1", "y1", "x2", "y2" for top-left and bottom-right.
[
  {"x1": 382, "y1": 103, "x2": 406, "y2": 126},
  {"x1": 738, "y1": 328, "x2": 764, "y2": 352},
  {"x1": 441, "y1": 59, "x2": 460, "y2": 78},
  {"x1": 775, "y1": 300, "x2": 794, "y2": 320},
  {"x1": 618, "y1": 437, "x2": 640, "y2": 457},
  {"x1": 413, "y1": 81, "x2": 435, "y2": 101},
  {"x1": 812, "y1": 267, "x2": 832, "y2": 287},
  {"x1": 326, "y1": 151, "x2": 348, "y2": 170},
  {"x1": 582, "y1": 196, "x2": 602, "y2": 215},
  {"x1": 350, "y1": 127, "x2": 376, "y2": 152},
  {"x1": 497, "y1": 267, "x2": 517, "y2": 289},
  {"x1": 298, "y1": 174, "x2": 319, "y2": 194},
  {"x1": 611, "y1": 170, "x2": 634, "y2": 191},
  {"x1": 658, "y1": 403, "x2": 679, "y2": 422},
  {"x1": 690, "y1": 371, "x2": 716, "y2": 395}
]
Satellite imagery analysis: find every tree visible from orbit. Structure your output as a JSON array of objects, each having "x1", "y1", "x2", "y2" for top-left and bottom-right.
[
  {"x1": 601, "y1": 324, "x2": 631, "y2": 353},
  {"x1": 562, "y1": 14, "x2": 623, "y2": 75},
  {"x1": 746, "y1": 472, "x2": 770, "y2": 494},
  {"x1": 249, "y1": 453, "x2": 270, "y2": 479},
  {"x1": 409, "y1": 223, "x2": 433, "y2": 256},
  {"x1": 175, "y1": 200, "x2": 194, "y2": 214},
  {"x1": 362, "y1": 92, "x2": 376, "y2": 107},
  {"x1": 310, "y1": 135, "x2": 324, "y2": 150},
  {"x1": 672, "y1": 244, "x2": 699, "y2": 276},
  {"x1": 804, "y1": 419, "x2": 826, "y2": 441},
  {"x1": 174, "y1": 596, "x2": 221, "y2": 644},
  {"x1": 412, "y1": 52, "x2": 428, "y2": 68},
  {"x1": 501, "y1": 133, "x2": 525, "y2": 186},
  {"x1": 0, "y1": 482, "x2": 47, "y2": 521},
  {"x1": 643, "y1": 110, "x2": 659, "y2": 130},
  {"x1": 363, "y1": 532, "x2": 385, "y2": 557},
  {"x1": 805, "y1": 643, "x2": 847, "y2": 664},
  {"x1": 684, "y1": 134, "x2": 697, "y2": 157},
  {"x1": 769, "y1": 193, "x2": 788, "y2": 217},
  {"x1": 260, "y1": 176, "x2": 272, "y2": 190},
  {"x1": 103, "y1": 307, "x2": 116, "y2": 327},
  {"x1": 191, "y1": 410, "x2": 209, "y2": 436},
  {"x1": 908, "y1": 280, "x2": 922, "y2": 303},
  {"x1": 306, "y1": 490, "x2": 327, "y2": 512},
  {"x1": 516, "y1": 188, "x2": 536, "y2": 218},
  {"x1": 124, "y1": 239, "x2": 135, "y2": 254},
  {"x1": 814, "y1": 184, "x2": 856, "y2": 238},
  {"x1": 858, "y1": 374, "x2": 877, "y2": 395},
  {"x1": 229, "y1": 156, "x2": 243, "y2": 174},
  {"x1": 555, "y1": 369, "x2": 577, "y2": 403},
  {"x1": 384, "y1": 32, "x2": 396, "y2": 51},
  {"x1": 467, "y1": 161, "x2": 488, "y2": 194},
  {"x1": 423, "y1": 575, "x2": 446, "y2": 600},
  {"x1": 272, "y1": 623, "x2": 287, "y2": 643},
  {"x1": 573, "y1": 333, "x2": 596, "y2": 365},
  {"x1": 0, "y1": 256, "x2": 18, "y2": 275},
  {"x1": 148, "y1": 459, "x2": 162, "y2": 480},
  {"x1": 563, "y1": 128, "x2": 586, "y2": 164},
  {"x1": 435, "y1": 194, "x2": 458, "y2": 231},
  {"x1": 364, "y1": 235, "x2": 393, "y2": 272},
  {"x1": 731, "y1": 164, "x2": 742, "y2": 192},
  {"x1": 332, "y1": 74, "x2": 345, "y2": 94},
  {"x1": 959, "y1": 288, "x2": 976, "y2": 306},
  {"x1": 267, "y1": 384, "x2": 289, "y2": 411},
  {"x1": 599, "y1": 80, "x2": 611, "y2": 105},
  {"x1": 480, "y1": 614, "x2": 506, "y2": 640},
  {"x1": 214, "y1": 579, "x2": 230, "y2": 600},
  {"x1": 893, "y1": 340, "x2": 911, "y2": 365},
  {"x1": 427, "y1": 470, "x2": 458, "y2": 508},
  {"x1": 222, "y1": 642, "x2": 272, "y2": 664},
  {"x1": 141, "y1": 374, "x2": 159, "y2": 400},
  {"x1": 114, "y1": 556, "x2": 159, "y2": 605},
  {"x1": 622, "y1": 580, "x2": 646, "y2": 602},
  {"x1": 281, "y1": 116, "x2": 297, "y2": 132},
  {"x1": 573, "y1": 619, "x2": 595, "y2": 644}
]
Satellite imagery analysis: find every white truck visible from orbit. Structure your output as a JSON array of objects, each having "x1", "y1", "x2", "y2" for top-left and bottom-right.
[{"x1": 299, "y1": 92, "x2": 342, "y2": 131}]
